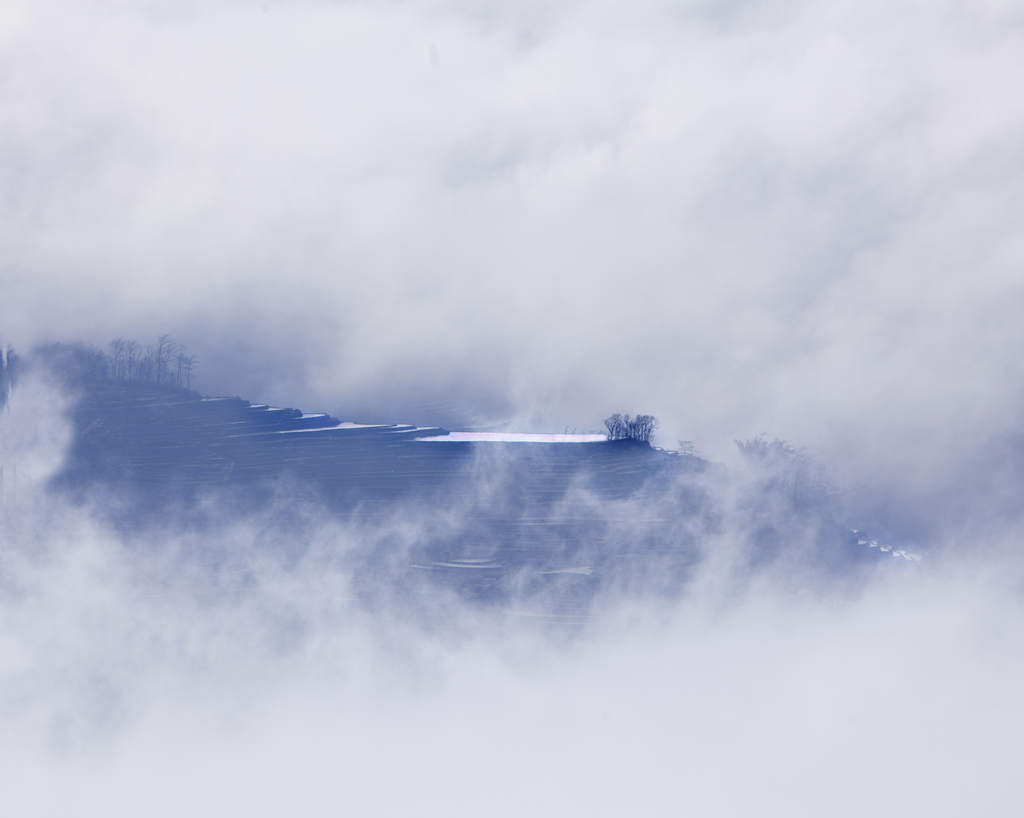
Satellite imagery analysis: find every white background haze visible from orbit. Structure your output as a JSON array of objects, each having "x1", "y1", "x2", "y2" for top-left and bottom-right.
[
  {"x1": 3, "y1": 0, "x2": 1023, "y2": 486},
  {"x1": 3, "y1": 1, "x2": 1024, "y2": 814}
]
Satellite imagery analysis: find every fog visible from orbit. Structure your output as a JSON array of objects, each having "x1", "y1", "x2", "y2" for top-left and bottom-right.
[
  {"x1": 3, "y1": 369, "x2": 1024, "y2": 816},
  {"x1": 3, "y1": 0, "x2": 1024, "y2": 813},
  {"x1": 4, "y1": 0, "x2": 1024, "y2": 490}
]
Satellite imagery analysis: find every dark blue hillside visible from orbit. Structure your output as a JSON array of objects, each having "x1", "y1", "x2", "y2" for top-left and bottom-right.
[
  {"x1": 55, "y1": 379, "x2": 680, "y2": 509},
  {"x1": 33, "y1": 350, "x2": 894, "y2": 616},
  {"x1": 42, "y1": 374, "x2": 715, "y2": 610}
]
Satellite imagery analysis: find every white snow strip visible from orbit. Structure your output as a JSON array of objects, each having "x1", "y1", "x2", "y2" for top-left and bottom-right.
[
  {"x1": 418, "y1": 432, "x2": 607, "y2": 443},
  {"x1": 848, "y1": 529, "x2": 921, "y2": 562},
  {"x1": 275, "y1": 422, "x2": 394, "y2": 434}
]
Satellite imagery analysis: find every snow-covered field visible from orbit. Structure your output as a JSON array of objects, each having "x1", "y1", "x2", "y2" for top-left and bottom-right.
[
  {"x1": 419, "y1": 432, "x2": 607, "y2": 443},
  {"x1": 275, "y1": 421, "x2": 397, "y2": 434}
]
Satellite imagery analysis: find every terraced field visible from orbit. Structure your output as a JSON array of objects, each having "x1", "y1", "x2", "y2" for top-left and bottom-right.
[{"x1": 53, "y1": 379, "x2": 705, "y2": 612}]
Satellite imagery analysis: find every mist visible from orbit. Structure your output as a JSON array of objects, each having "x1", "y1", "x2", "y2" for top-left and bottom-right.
[
  {"x1": 3, "y1": 0, "x2": 1024, "y2": 813},
  {"x1": 3, "y1": 368, "x2": 1024, "y2": 816},
  {"x1": 4, "y1": 0, "x2": 1024, "y2": 495}
]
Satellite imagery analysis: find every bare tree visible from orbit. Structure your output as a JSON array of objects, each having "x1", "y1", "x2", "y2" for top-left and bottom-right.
[
  {"x1": 136, "y1": 347, "x2": 155, "y2": 383},
  {"x1": 175, "y1": 349, "x2": 186, "y2": 387},
  {"x1": 632, "y1": 414, "x2": 657, "y2": 443},
  {"x1": 604, "y1": 413, "x2": 626, "y2": 440},
  {"x1": 109, "y1": 339, "x2": 126, "y2": 380},
  {"x1": 124, "y1": 340, "x2": 138, "y2": 381},
  {"x1": 182, "y1": 354, "x2": 197, "y2": 389},
  {"x1": 154, "y1": 335, "x2": 176, "y2": 385},
  {"x1": 173, "y1": 347, "x2": 198, "y2": 389}
]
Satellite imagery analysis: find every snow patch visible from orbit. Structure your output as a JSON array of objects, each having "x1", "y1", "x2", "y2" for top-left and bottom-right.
[
  {"x1": 418, "y1": 432, "x2": 606, "y2": 444},
  {"x1": 275, "y1": 422, "x2": 394, "y2": 434}
]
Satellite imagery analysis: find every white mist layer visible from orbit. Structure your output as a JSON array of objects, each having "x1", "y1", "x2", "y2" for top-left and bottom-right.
[
  {"x1": 3, "y1": 529, "x2": 1022, "y2": 817},
  {"x1": 2, "y1": 386, "x2": 1023, "y2": 817}
]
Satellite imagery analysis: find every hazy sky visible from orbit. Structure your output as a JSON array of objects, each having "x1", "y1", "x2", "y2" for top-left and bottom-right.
[{"x1": 4, "y1": 0, "x2": 1024, "y2": 482}]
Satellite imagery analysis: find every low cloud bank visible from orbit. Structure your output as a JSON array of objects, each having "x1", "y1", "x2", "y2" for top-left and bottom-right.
[
  {"x1": 4, "y1": 498, "x2": 1022, "y2": 817},
  {"x1": 2, "y1": 377, "x2": 1023, "y2": 816}
]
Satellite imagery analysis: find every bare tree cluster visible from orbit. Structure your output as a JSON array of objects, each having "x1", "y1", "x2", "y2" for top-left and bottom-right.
[
  {"x1": 604, "y1": 413, "x2": 657, "y2": 443},
  {"x1": 30, "y1": 339, "x2": 197, "y2": 391},
  {"x1": 108, "y1": 335, "x2": 197, "y2": 389},
  {"x1": 735, "y1": 435, "x2": 836, "y2": 511}
]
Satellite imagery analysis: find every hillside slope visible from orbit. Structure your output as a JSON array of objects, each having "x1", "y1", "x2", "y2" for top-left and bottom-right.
[{"x1": 20, "y1": 351, "x2": 891, "y2": 615}]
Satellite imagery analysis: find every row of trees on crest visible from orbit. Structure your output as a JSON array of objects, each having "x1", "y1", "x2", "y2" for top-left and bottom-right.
[
  {"x1": 108, "y1": 335, "x2": 197, "y2": 389},
  {"x1": 34, "y1": 337, "x2": 199, "y2": 390},
  {"x1": 603, "y1": 413, "x2": 657, "y2": 443}
]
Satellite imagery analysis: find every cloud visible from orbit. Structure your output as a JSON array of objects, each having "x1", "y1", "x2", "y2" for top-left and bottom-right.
[
  {"x1": 3, "y1": 377, "x2": 1024, "y2": 816},
  {"x1": 4, "y1": 478, "x2": 1024, "y2": 817},
  {"x1": 4, "y1": 2, "x2": 1023, "y2": 488},
  {"x1": 3, "y1": 5, "x2": 1024, "y2": 807}
]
